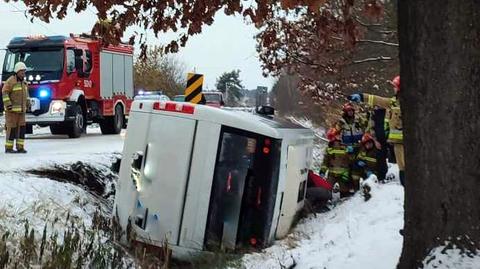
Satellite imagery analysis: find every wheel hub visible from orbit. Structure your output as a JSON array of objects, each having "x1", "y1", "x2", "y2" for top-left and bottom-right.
[{"x1": 76, "y1": 112, "x2": 84, "y2": 129}]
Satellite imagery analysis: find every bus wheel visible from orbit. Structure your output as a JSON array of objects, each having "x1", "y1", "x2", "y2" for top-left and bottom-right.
[
  {"x1": 68, "y1": 105, "x2": 84, "y2": 138},
  {"x1": 100, "y1": 105, "x2": 123, "y2": 135}
]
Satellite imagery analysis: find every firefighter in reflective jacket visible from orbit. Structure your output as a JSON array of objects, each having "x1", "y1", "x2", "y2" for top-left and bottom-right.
[
  {"x1": 335, "y1": 102, "x2": 365, "y2": 151},
  {"x1": 351, "y1": 133, "x2": 380, "y2": 189},
  {"x1": 320, "y1": 128, "x2": 355, "y2": 197},
  {"x1": 349, "y1": 75, "x2": 404, "y2": 186},
  {"x1": 2, "y1": 62, "x2": 30, "y2": 153}
]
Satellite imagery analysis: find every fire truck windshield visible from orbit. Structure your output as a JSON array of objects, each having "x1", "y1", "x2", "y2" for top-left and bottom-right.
[{"x1": 3, "y1": 48, "x2": 64, "y2": 75}]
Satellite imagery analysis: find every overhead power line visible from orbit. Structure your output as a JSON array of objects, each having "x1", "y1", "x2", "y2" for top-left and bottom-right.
[{"x1": 7, "y1": 1, "x2": 57, "y2": 35}]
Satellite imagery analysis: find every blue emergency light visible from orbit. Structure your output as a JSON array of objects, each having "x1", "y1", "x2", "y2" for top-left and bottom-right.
[{"x1": 38, "y1": 87, "x2": 51, "y2": 99}]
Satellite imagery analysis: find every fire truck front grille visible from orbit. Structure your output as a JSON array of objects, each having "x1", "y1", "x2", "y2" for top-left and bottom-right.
[{"x1": 29, "y1": 88, "x2": 51, "y2": 115}]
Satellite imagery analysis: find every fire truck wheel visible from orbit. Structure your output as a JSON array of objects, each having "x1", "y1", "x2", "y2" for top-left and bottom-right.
[
  {"x1": 68, "y1": 105, "x2": 84, "y2": 138},
  {"x1": 100, "y1": 104, "x2": 124, "y2": 135}
]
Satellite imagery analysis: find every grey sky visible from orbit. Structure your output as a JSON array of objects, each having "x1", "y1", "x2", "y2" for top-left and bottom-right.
[{"x1": 0, "y1": 2, "x2": 274, "y2": 90}]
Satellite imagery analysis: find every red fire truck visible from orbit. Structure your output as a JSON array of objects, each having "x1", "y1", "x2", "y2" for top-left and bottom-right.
[{"x1": 1, "y1": 34, "x2": 134, "y2": 138}]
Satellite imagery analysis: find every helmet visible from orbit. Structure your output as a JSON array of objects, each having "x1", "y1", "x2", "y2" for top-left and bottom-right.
[
  {"x1": 342, "y1": 102, "x2": 355, "y2": 113},
  {"x1": 392, "y1": 75, "x2": 400, "y2": 93},
  {"x1": 14, "y1": 62, "x2": 27, "y2": 73},
  {"x1": 326, "y1": 128, "x2": 341, "y2": 142},
  {"x1": 361, "y1": 133, "x2": 374, "y2": 144}
]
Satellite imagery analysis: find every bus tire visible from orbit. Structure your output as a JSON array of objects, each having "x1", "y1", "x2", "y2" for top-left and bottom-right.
[
  {"x1": 100, "y1": 104, "x2": 123, "y2": 135},
  {"x1": 68, "y1": 105, "x2": 84, "y2": 138}
]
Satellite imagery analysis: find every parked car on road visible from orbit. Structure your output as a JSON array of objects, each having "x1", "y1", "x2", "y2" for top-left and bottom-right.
[
  {"x1": 134, "y1": 91, "x2": 170, "y2": 101},
  {"x1": 173, "y1": 95, "x2": 185, "y2": 102},
  {"x1": 203, "y1": 92, "x2": 224, "y2": 107}
]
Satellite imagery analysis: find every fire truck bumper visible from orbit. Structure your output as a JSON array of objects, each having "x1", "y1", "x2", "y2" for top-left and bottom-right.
[
  {"x1": 26, "y1": 113, "x2": 68, "y2": 124},
  {"x1": 26, "y1": 101, "x2": 76, "y2": 125}
]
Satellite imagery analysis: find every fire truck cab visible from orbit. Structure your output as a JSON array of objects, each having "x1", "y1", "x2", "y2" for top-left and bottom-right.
[
  {"x1": 113, "y1": 100, "x2": 314, "y2": 258},
  {"x1": 1, "y1": 34, "x2": 134, "y2": 138}
]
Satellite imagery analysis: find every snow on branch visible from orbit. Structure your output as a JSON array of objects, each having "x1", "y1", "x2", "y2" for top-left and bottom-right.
[
  {"x1": 356, "y1": 39, "x2": 399, "y2": 47},
  {"x1": 331, "y1": 36, "x2": 398, "y2": 47},
  {"x1": 354, "y1": 16, "x2": 383, "y2": 27},
  {"x1": 352, "y1": 56, "x2": 393, "y2": 64}
]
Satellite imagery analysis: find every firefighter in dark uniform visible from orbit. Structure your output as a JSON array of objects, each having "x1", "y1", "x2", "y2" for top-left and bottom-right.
[{"x1": 2, "y1": 62, "x2": 30, "y2": 153}]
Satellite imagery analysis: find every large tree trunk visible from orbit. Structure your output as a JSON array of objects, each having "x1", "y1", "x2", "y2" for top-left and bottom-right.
[{"x1": 397, "y1": 1, "x2": 480, "y2": 268}]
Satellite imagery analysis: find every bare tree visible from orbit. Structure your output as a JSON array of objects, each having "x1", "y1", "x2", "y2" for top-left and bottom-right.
[
  {"x1": 134, "y1": 46, "x2": 187, "y2": 97},
  {"x1": 257, "y1": 0, "x2": 398, "y2": 104}
]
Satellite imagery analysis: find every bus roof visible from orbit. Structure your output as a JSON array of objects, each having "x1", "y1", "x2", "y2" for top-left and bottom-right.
[{"x1": 132, "y1": 100, "x2": 313, "y2": 139}]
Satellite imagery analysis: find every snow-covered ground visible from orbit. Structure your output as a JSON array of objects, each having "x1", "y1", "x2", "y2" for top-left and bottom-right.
[
  {"x1": 0, "y1": 125, "x2": 123, "y2": 228},
  {"x1": 0, "y1": 126, "x2": 124, "y2": 254},
  {"x1": 0, "y1": 126, "x2": 124, "y2": 172},
  {"x1": 423, "y1": 244, "x2": 480, "y2": 269}
]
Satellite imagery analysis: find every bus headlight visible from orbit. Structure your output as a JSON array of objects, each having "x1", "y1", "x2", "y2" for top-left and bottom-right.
[{"x1": 50, "y1": 100, "x2": 66, "y2": 114}]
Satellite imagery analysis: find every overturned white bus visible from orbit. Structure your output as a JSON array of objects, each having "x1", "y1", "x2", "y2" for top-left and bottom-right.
[{"x1": 113, "y1": 101, "x2": 314, "y2": 258}]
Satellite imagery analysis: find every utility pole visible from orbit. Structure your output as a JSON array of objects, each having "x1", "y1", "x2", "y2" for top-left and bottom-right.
[
  {"x1": 256, "y1": 86, "x2": 268, "y2": 107},
  {"x1": 225, "y1": 82, "x2": 232, "y2": 106}
]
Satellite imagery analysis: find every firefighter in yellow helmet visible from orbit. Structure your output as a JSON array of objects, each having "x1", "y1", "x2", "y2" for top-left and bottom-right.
[
  {"x1": 2, "y1": 62, "x2": 30, "y2": 153},
  {"x1": 348, "y1": 76, "x2": 404, "y2": 186}
]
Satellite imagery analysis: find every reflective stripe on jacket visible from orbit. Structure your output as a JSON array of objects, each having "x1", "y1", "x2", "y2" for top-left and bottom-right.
[
  {"x1": 2, "y1": 75, "x2": 29, "y2": 113},
  {"x1": 320, "y1": 144, "x2": 353, "y2": 182},
  {"x1": 363, "y1": 93, "x2": 402, "y2": 144},
  {"x1": 336, "y1": 117, "x2": 364, "y2": 146}
]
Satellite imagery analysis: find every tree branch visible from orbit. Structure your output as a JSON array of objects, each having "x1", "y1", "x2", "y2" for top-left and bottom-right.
[
  {"x1": 354, "y1": 16, "x2": 382, "y2": 27},
  {"x1": 374, "y1": 30, "x2": 397, "y2": 34},
  {"x1": 279, "y1": 49, "x2": 326, "y2": 69},
  {"x1": 331, "y1": 36, "x2": 398, "y2": 47},
  {"x1": 291, "y1": 54, "x2": 329, "y2": 69},
  {"x1": 356, "y1": 39, "x2": 399, "y2": 47},
  {"x1": 354, "y1": 16, "x2": 397, "y2": 34},
  {"x1": 352, "y1": 56, "x2": 393, "y2": 64}
]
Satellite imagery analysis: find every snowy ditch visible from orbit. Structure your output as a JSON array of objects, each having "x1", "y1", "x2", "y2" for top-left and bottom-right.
[
  {"x1": 26, "y1": 160, "x2": 118, "y2": 199},
  {"x1": 0, "y1": 154, "x2": 139, "y2": 268}
]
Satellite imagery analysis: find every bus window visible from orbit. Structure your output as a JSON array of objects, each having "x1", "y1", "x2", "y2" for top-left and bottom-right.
[
  {"x1": 205, "y1": 131, "x2": 256, "y2": 250},
  {"x1": 204, "y1": 127, "x2": 281, "y2": 251}
]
